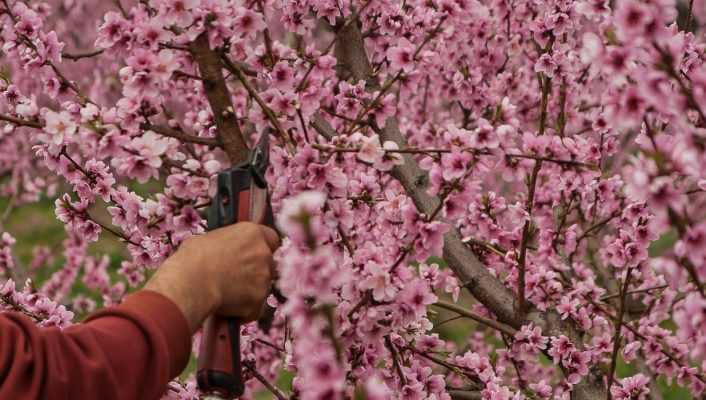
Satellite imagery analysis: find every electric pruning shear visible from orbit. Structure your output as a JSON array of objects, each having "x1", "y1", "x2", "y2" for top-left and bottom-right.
[{"x1": 197, "y1": 132, "x2": 274, "y2": 399}]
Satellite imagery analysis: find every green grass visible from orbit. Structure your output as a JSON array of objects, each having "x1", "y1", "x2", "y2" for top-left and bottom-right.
[
  {"x1": 1, "y1": 196, "x2": 129, "y2": 319},
  {"x1": 649, "y1": 229, "x2": 678, "y2": 257}
]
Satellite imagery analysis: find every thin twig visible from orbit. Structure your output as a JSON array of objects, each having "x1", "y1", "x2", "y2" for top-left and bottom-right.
[
  {"x1": 112, "y1": 0, "x2": 128, "y2": 18},
  {"x1": 220, "y1": 55, "x2": 295, "y2": 153},
  {"x1": 141, "y1": 123, "x2": 219, "y2": 146},
  {"x1": 606, "y1": 267, "x2": 633, "y2": 400},
  {"x1": 587, "y1": 296, "x2": 706, "y2": 384},
  {"x1": 600, "y1": 284, "x2": 668, "y2": 302},
  {"x1": 311, "y1": 144, "x2": 597, "y2": 169},
  {"x1": 244, "y1": 362, "x2": 288, "y2": 400},
  {"x1": 517, "y1": 72, "x2": 552, "y2": 316},
  {"x1": 88, "y1": 214, "x2": 140, "y2": 246},
  {"x1": 0, "y1": 113, "x2": 43, "y2": 129},
  {"x1": 433, "y1": 300, "x2": 517, "y2": 336},
  {"x1": 385, "y1": 335, "x2": 408, "y2": 386},
  {"x1": 461, "y1": 237, "x2": 507, "y2": 257},
  {"x1": 63, "y1": 49, "x2": 104, "y2": 61}
]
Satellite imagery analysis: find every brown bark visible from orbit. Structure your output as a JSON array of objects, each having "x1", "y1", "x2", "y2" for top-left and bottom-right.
[
  {"x1": 335, "y1": 17, "x2": 607, "y2": 400},
  {"x1": 190, "y1": 33, "x2": 249, "y2": 164}
]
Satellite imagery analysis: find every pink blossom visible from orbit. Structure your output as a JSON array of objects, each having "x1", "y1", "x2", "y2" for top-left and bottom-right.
[
  {"x1": 441, "y1": 151, "x2": 471, "y2": 181},
  {"x1": 277, "y1": 191, "x2": 326, "y2": 247},
  {"x1": 387, "y1": 39, "x2": 416, "y2": 72},
  {"x1": 271, "y1": 62, "x2": 295, "y2": 89},
  {"x1": 535, "y1": 53, "x2": 558, "y2": 77},
  {"x1": 114, "y1": 131, "x2": 170, "y2": 183},
  {"x1": 471, "y1": 119, "x2": 500, "y2": 149},
  {"x1": 362, "y1": 262, "x2": 396, "y2": 301},
  {"x1": 374, "y1": 141, "x2": 404, "y2": 171},
  {"x1": 233, "y1": 7, "x2": 266, "y2": 37},
  {"x1": 4, "y1": 0, "x2": 706, "y2": 397},
  {"x1": 95, "y1": 12, "x2": 129, "y2": 49},
  {"x1": 357, "y1": 134, "x2": 385, "y2": 165},
  {"x1": 43, "y1": 110, "x2": 77, "y2": 146},
  {"x1": 611, "y1": 374, "x2": 650, "y2": 399},
  {"x1": 623, "y1": 341, "x2": 642, "y2": 362},
  {"x1": 529, "y1": 380, "x2": 553, "y2": 398},
  {"x1": 161, "y1": 0, "x2": 199, "y2": 26}
]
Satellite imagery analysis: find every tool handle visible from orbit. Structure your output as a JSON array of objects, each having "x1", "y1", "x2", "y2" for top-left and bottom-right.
[
  {"x1": 197, "y1": 317, "x2": 242, "y2": 398},
  {"x1": 197, "y1": 179, "x2": 272, "y2": 399}
]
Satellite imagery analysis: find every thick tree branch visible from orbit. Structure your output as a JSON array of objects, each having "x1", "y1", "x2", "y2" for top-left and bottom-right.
[
  {"x1": 334, "y1": 18, "x2": 378, "y2": 89},
  {"x1": 310, "y1": 113, "x2": 338, "y2": 140},
  {"x1": 190, "y1": 32, "x2": 249, "y2": 164},
  {"x1": 333, "y1": 16, "x2": 608, "y2": 400},
  {"x1": 375, "y1": 119, "x2": 516, "y2": 323}
]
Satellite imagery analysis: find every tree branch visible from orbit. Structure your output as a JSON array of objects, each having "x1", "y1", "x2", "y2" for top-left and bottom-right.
[
  {"x1": 606, "y1": 267, "x2": 633, "y2": 400},
  {"x1": 448, "y1": 390, "x2": 482, "y2": 400},
  {"x1": 63, "y1": 49, "x2": 104, "y2": 61},
  {"x1": 312, "y1": 144, "x2": 598, "y2": 170},
  {"x1": 220, "y1": 55, "x2": 295, "y2": 153},
  {"x1": 384, "y1": 335, "x2": 408, "y2": 386},
  {"x1": 334, "y1": 16, "x2": 378, "y2": 89},
  {"x1": 0, "y1": 113, "x2": 43, "y2": 129},
  {"x1": 244, "y1": 362, "x2": 288, "y2": 400},
  {"x1": 141, "y1": 123, "x2": 220, "y2": 146},
  {"x1": 434, "y1": 300, "x2": 516, "y2": 336},
  {"x1": 517, "y1": 72, "x2": 551, "y2": 316},
  {"x1": 190, "y1": 32, "x2": 249, "y2": 164},
  {"x1": 331, "y1": 16, "x2": 608, "y2": 400},
  {"x1": 310, "y1": 113, "x2": 338, "y2": 140},
  {"x1": 375, "y1": 118, "x2": 516, "y2": 322}
]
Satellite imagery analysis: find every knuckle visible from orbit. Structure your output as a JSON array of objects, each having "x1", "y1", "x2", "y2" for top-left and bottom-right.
[{"x1": 238, "y1": 221, "x2": 258, "y2": 233}]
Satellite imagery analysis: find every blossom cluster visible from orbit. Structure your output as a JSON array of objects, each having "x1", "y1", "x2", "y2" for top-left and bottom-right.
[{"x1": 0, "y1": 0, "x2": 705, "y2": 398}]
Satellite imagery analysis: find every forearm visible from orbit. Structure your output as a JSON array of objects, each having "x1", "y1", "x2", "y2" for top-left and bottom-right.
[
  {"x1": 0, "y1": 291, "x2": 191, "y2": 400},
  {"x1": 143, "y1": 245, "x2": 220, "y2": 333}
]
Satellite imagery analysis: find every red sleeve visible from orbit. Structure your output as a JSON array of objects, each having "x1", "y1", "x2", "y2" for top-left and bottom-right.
[{"x1": 0, "y1": 290, "x2": 192, "y2": 400}]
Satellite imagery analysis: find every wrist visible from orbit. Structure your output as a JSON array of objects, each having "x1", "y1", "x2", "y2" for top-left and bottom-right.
[{"x1": 145, "y1": 257, "x2": 220, "y2": 333}]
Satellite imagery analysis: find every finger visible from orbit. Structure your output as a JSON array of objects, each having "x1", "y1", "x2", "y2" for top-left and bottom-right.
[
  {"x1": 259, "y1": 225, "x2": 281, "y2": 252},
  {"x1": 243, "y1": 301, "x2": 267, "y2": 322},
  {"x1": 270, "y1": 262, "x2": 279, "y2": 281}
]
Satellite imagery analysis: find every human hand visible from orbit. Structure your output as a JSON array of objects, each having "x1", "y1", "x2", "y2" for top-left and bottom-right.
[{"x1": 144, "y1": 222, "x2": 280, "y2": 333}]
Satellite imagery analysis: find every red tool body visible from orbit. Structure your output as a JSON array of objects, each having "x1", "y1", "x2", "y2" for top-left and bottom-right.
[{"x1": 197, "y1": 134, "x2": 273, "y2": 399}]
